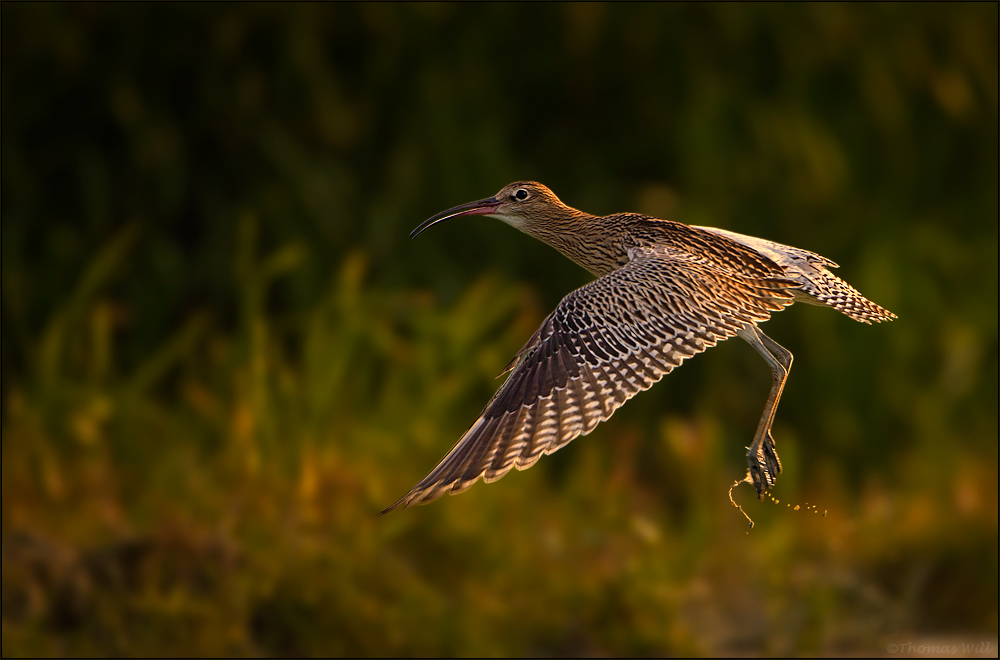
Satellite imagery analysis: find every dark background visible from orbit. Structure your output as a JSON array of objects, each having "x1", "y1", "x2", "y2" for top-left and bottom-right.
[{"x1": 2, "y1": 3, "x2": 996, "y2": 656}]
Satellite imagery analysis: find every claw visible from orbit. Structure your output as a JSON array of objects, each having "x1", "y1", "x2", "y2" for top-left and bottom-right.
[
  {"x1": 762, "y1": 429, "x2": 782, "y2": 480},
  {"x1": 746, "y1": 431, "x2": 782, "y2": 499}
]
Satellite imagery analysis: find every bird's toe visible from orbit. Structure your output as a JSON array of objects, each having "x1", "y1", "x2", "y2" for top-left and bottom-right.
[{"x1": 747, "y1": 431, "x2": 783, "y2": 499}]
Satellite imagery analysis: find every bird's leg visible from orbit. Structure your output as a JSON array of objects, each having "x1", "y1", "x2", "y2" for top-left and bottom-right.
[{"x1": 736, "y1": 325, "x2": 793, "y2": 499}]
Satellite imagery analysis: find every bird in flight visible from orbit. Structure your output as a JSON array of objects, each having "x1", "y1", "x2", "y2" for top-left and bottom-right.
[{"x1": 382, "y1": 182, "x2": 895, "y2": 515}]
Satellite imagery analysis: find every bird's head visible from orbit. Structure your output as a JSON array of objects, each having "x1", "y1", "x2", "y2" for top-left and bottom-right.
[{"x1": 410, "y1": 181, "x2": 574, "y2": 239}]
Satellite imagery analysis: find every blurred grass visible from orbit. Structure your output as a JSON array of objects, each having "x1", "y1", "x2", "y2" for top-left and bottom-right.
[{"x1": 2, "y1": 3, "x2": 997, "y2": 657}]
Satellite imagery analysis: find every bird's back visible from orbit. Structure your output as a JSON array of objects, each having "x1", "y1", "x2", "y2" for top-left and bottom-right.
[
  {"x1": 563, "y1": 214, "x2": 896, "y2": 325},
  {"x1": 691, "y1": 225, "x2": 896, "y2": 324}
]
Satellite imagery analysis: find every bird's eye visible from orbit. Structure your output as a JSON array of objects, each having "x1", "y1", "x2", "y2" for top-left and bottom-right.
[{"x1": 514, "y1": 189, "x2": 528, "y2": 201}]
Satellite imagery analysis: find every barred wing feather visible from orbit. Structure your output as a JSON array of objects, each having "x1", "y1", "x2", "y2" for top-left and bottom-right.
[{"x1": 381, "y1": 247, "x2": 796, "y2": 513}]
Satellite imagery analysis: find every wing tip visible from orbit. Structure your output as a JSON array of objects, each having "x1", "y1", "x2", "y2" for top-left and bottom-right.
[
  {"x1": 379, "y1": 475, "x2": 487, "y2": 516},
  {"x1": 377, "y1": 485, "x2": 442, "y2": 516},
  {"x1": 378, "y1": 494, "x2": 410, "y2": 516}
]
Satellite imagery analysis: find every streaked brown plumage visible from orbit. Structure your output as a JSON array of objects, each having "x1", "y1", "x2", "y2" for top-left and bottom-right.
[{"x1": 382, "y1": 182, "x2": 895, "y2": 514}]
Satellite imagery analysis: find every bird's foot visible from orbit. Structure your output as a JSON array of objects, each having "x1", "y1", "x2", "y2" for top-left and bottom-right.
[{"x1": 746, "y1": 430, "x2": 782, "y2": 500}]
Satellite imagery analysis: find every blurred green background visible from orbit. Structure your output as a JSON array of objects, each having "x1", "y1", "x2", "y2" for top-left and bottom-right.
[{"x1": 2, "y1": 3, "x2": 997, "y2": 657}]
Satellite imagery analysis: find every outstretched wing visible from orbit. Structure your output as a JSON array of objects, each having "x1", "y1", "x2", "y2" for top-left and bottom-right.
[{"x1": 382, "y1": 246, "x2": 796, "y2": 513}]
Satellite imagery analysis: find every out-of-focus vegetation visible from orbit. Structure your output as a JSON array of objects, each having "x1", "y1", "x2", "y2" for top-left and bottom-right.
[{"x1": 2, "y1": 4, "x2": 996, "y2": 656}]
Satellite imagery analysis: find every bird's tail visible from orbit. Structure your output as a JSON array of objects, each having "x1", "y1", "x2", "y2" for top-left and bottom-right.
[{"x1": 793, "y1": 267, "x2": 896, "y2": 324}]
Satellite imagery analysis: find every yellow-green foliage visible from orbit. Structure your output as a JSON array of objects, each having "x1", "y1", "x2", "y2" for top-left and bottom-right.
[{"x1": 2, "y1": 3, "x2": 996, "y2": 657}]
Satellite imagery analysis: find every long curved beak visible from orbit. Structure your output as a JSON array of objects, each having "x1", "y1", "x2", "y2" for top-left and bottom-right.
[{"x1": 410, "y1": 197, "x2": 501, "y2": 239}]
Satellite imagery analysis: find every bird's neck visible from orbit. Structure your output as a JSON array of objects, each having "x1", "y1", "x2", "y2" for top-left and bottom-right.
[{"x1": 521, "y1": 209, "x2": 629, "y2": 278}]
